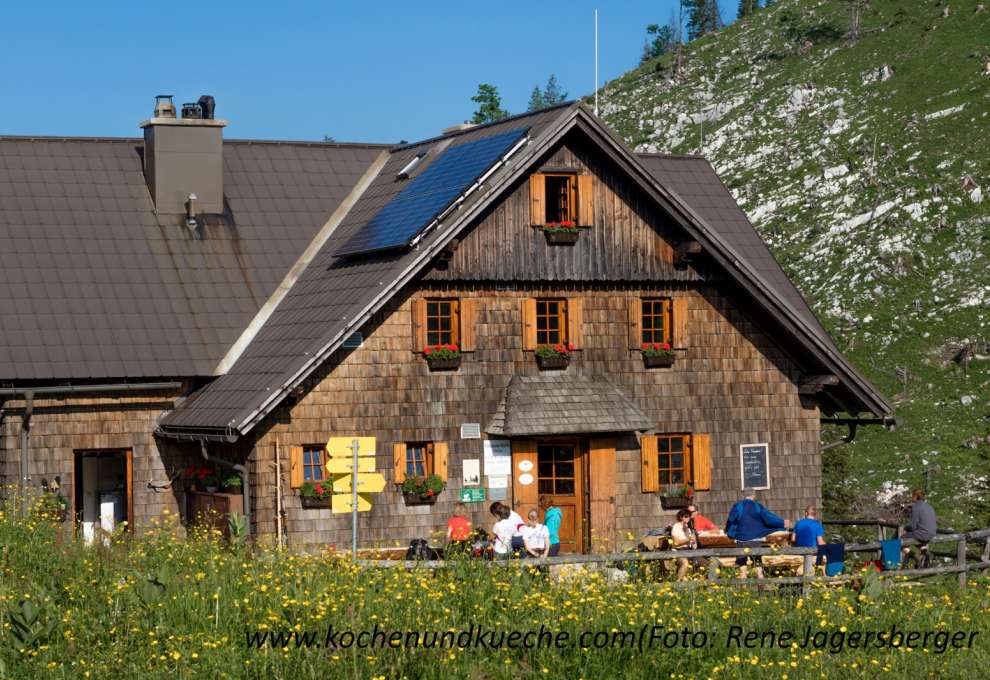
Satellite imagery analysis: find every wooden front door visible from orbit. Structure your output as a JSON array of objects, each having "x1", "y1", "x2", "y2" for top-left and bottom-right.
[{"x1": 537, "y1": 442, "x2": 585, "y2": 554}]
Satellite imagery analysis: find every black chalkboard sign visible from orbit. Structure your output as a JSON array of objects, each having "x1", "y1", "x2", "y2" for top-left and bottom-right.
[{"x1": 740, "y1": 444, "x2": 770, "y2": 490}]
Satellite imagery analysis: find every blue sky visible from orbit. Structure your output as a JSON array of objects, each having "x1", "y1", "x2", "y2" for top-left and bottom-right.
[{"x1": 0, "y1": 1, "x2": 737, "y2": 143}]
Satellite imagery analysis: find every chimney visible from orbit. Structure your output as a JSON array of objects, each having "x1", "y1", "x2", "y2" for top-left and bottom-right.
[{"x1": 141, "y1": 94, "x2": 226, "y2": 215}]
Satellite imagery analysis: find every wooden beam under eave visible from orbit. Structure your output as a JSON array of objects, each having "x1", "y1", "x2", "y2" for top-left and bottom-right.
[
  {"x1": 674, "y1": 240, "x2": 702, "y2": 268},
  {"x1": 798, "y1": 374, "x2": 840, "y2": 394}
]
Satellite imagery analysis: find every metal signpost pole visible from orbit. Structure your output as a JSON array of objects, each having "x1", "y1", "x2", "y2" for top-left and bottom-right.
[{"x1": 351, "y1": 438, "x2": 359, "y2": 560}]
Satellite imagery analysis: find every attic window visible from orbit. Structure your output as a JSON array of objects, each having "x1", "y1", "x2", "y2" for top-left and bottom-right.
[
  {"x1": 544, "y1": 173, "x2": 577, "y2": 223},
  {"x1": 529, "y1": 173, "x2": 594, "y2": 227}
]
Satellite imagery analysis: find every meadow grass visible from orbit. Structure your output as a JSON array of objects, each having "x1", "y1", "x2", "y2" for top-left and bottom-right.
[{"x1": 2, "y1": 500, "x2": 989, "y2": 679}]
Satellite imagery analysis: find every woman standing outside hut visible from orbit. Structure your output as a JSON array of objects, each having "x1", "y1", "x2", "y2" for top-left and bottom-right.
[
  {"x1": 445, "y1": 502, "x2": 473, "y2": 556},
  {"x1": 539, "y1": 495, "x2": 562, "y2": 557}
]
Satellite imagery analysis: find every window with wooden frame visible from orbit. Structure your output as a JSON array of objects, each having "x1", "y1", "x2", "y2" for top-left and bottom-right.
[
  {"x1": 289, "y1": 444, "x2": 327, "y2": 488},
  {"x1": 641, "y1": 298, "x2": 672, "y2": 345},
  {"x1": 392, "y1": 441, "x2": 449, "y2": 484},
  {"x1": 627, "y1": 296, "x2": 688, "y2": 350},
  {"x1": 529, "y1": 173, "x2": 595, "y2": 227},
  {"x1": 406, "y1": 442, "x2": 434, "y2": 477},
  {"x1": 537, "y1": 445, "x2": 576, "y2": 495},
  {"x1": 411, "y1": 298, "x2": 478, "y2": 353},
  {"x1": 425, "y1": 299, "x2": 459, "y2": 346},
  {"x1": 535, "y1": 298, "x2": 567, "y2": 346},
  {"x1": 656, "y1": 434, "x2": 687, "y2": 485},
  {"x1": 522, "y1": 297, "x2": 583, "y2": 350},
  {"x1": 640, "y1": 433, "x2": 711, "y2": 493}
]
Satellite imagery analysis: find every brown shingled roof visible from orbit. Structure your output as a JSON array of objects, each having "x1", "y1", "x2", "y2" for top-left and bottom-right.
[{"x1": 0, "y1": 136, "x2": 384, "y2": 380}]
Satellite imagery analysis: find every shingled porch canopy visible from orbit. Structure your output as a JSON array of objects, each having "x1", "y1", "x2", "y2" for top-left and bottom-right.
[{"x1": 485, "y1": 374, "x2": 652, "y2": 437}]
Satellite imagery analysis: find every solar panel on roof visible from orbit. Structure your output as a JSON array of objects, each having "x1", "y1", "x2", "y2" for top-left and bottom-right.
[{"x1": 334, "y1": 127, "x2": 528, "y2": 257}]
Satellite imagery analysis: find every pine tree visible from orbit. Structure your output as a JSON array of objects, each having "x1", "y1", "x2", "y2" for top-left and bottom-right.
[
  {"x1": 526, "y1": 76, "x2": 567, "y2": 112},
  {"x1": 541, "y1": 75, "x2": 567, "y2": 106},
  {"x1": 470, "y1": 84, "x2": 509, "y2": 124},
  {"x1": 644, "y1": 23, "x2": 676, "y2": 60},
  {"x1": 683, "y1": 0, "x2": 721, "y2": 40},
  {"x1": 527, "y1": 87, "x2": 545, "y2": 112},
  {"x1": 737, "y1": 0, "x2": 759, "y2": 19}
]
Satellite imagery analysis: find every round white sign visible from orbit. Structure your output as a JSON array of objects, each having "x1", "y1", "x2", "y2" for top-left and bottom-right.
[
  {"x1": 518, "y1": 460, "x2": 533, "y2": 472},
  {"x1": 518, "y1": 473, "x2": 534, "y2": 486}
]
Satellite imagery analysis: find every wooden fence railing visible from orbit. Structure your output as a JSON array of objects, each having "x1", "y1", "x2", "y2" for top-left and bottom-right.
[{"x1": 360, "y1": 528, "x2": 990, "y2": 589}]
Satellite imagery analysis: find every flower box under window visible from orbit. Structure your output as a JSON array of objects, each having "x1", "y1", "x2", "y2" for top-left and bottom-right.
[
  {"x1": 423, "y1": 343, "x2": 461, "y2": 371},
  {"x1": 535, "y1": 343, "x2": 573, "y2": 370},
  {"x1": 543, "y1": 221, "x2": 580, "y2": 245},
  {"x1": 300, "y1": 496, "x2": 332, "y2": 509},
  {"x1": 641, "y1": 341, "x2": 675, "y2": 368}
]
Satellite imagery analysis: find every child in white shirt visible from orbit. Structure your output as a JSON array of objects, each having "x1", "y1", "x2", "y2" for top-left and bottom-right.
[{"x1": 521, "y1": 509, "x2": 550, "y2": 558}]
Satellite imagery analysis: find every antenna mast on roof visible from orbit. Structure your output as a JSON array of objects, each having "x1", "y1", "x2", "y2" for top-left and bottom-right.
[{"x1": 594, "y1": 9, "x2": 599, "y2": 116}]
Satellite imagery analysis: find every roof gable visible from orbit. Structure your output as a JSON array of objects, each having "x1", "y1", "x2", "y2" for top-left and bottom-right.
[{"x1": 159, "y1": 104, "x2": 890, "y2": 438}]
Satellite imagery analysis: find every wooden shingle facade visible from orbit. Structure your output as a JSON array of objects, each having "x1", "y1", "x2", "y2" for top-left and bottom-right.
[{"x1": 0, "y1": 101, "x2": 891, "y2": 551}]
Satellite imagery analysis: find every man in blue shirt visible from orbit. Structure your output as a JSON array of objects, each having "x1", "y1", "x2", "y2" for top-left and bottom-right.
[
  {"x1": 725, "y1": 488, "x2": 786, "y2": 578},
  {"x1": 791, "y1": 505, "x2": 826, "y2": 575},
  {"x1": 791, "y1": 505, "x2": 825, "y2": 547}
]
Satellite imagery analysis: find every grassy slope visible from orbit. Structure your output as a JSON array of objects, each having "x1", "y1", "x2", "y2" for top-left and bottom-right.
[{"x1": 599, "y1": 0, "x2": 990, "y2": 528}]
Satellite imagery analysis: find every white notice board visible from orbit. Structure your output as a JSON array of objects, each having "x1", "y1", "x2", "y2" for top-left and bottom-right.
[{"x1": 483, "y1": 439, "x2": 511, "y2": 476}]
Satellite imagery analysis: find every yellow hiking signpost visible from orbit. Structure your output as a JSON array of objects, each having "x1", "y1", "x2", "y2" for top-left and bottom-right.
[{"x1": 324, "y1": 436, "x2": 381, "y2": 559}]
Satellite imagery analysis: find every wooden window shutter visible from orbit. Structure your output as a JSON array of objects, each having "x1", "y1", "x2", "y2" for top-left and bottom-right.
[
  {"x1": 511, "y1": 440, "x2": 539, "y2": 513},
  {"x1": 289, "y1": 446, "x2": 305, "y2": 489},
  {"x1": 392, "y1": 443, "x2": 407, "y2": 485},
  {"x1": 521, "y1": 298, "x2": 537, "y2": 350},
  {"x1": 459, "y1": 298, "x2": 477, "y2": 352},
  {"x1": 692, "y1": 434, "x2": 712, "y2": 491},
  {"x1": 411, "y1": 299, "x2": 427, "y2": 353},
  {"x1": 627, "y1": 298, "x2": 642, "y2": 349},
  {"x1": 529, "y1": 174, "x2": 545, "y2": 226},
  {"x1": 434, "y1": 442, "x2": 449, "y2": 481},
  {"x1": 640, "y1": 435, "x2": 659, "y2": 493},
  {"x1": 567, "y1": 297, "x2": 583, "y2": 348},
  {"x1": 672, "y1": 297, "x2": 689, "y2": 349},
  {"x1": 577, "y1": 175, "x2": 594, "y2": 227}
]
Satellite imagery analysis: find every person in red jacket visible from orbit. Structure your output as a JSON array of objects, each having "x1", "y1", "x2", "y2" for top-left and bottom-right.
[
  {"x1": 445, "y1": 503, "x2": 473, "y2": 556},
  {"x1": 686, "y1": 504, "x2": 718, "y2": 534}
]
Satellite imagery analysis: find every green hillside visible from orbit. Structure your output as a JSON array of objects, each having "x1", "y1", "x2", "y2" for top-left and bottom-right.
[{"x1": 598, "y1": 0, "x2": 990, "y2": 528}]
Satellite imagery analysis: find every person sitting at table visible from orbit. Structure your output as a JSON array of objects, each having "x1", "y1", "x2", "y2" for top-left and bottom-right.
[
  {"x1": 725, "y1": 488, "x2": 786, "y2": 579},
  {"x1": 687, "y1": 504, "x2": 719, "y2": 534},
  {"x1": 791, "y1": 505, "x2": 826, "y2": 574},
  {"x1": 671, "y1": 509, "x2": 699, "y2": 580}
]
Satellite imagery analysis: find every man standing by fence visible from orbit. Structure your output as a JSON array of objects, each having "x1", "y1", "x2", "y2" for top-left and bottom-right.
[{"x1": 725, "y1": 488, "x2": 786, "y2": 578}]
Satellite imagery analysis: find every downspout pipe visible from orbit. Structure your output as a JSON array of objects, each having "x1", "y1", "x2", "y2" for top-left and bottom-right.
[
  {"x1": 20, "y1": 390, "x2": 33, "y2": 513},
  {"x1": 199, "y1": 442, "x2": 250, "y2": 537},
  {"x1": 0, "y1": 382, "x2": 181, "y2": 512},
  {"x1": 821, "y1": 422, "x2": 857, "y2": 452}
]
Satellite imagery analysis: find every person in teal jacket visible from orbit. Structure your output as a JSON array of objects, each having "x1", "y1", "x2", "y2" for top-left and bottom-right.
[{"x1": 540, "y1": 495, "x2": 563, "y2": 556}]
